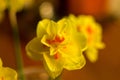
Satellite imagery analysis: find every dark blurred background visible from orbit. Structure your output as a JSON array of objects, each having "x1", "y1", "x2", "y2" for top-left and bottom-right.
[{"x1": 0, "y1": 0, "x2": 120, "y2": 80}]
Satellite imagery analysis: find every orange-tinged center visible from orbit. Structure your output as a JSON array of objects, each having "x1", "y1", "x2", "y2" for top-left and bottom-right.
[
  {"x1": 86, "y1": 26, "x2": 94, "y2": 44},
  {"x1": 47, "y1": 36, "x2": 64, "y2": 60},
  {"x1": 77, "y1": 26, "x2": 81, "y2": 32},
  {"x1": 87, "y1": 26, "x2": 93, "y2": 35},
  {"x1": 54, "y1": 52, "x2": 59, "y2": 59},
  {"x1": 47, "y1": 36, "x2": 64, "y2": 44},
  {"x1": 88, "y1": 36, "x2": 92, "y2": 44}
]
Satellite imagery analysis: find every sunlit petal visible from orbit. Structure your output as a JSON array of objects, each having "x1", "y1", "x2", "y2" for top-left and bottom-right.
[
  {"x1": 43, "y1": 53, "x2": 63, "y2": 79},
  {"x1": 37, "y1": 19, "x2": 50, "y2": 38},
  {"x1": 0, "y1": 67, "x2": 17, "y2": 80},
  {"x1": 26, "y1": 38, "x2": 49, "y2": 60},
  {"x1": 60, "y1": 35, "x2": 86, "y2": 70},
  {"x1": 86, "y1": 48, "x2": 98, "y2": 62}
]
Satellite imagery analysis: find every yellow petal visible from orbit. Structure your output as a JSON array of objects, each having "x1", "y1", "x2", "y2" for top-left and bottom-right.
[
  {"x1": 60, "y1": 35, "x2": 86, "y2": 70},
  {"x1": 26, "y1": 38, "x2": 49, "y2": 60},
  {"x1": 43, "y1": 53, "x2": 63, "y2": 79},
  {"x1": 37, "y1": 19, "x2": 50, "y2": 38},
  {"x1": 41, "y1": 35, "x2": 51, "y2": 47},
  {"x1": 49, "y1": 47, "x2": 57, "y2": 56},
  {"x1": 68, "y1": 14, "x2": 77, "y2": 24},
  {"x1": 78, "y1": 15, "x2": 95, "y2": 25},
  {"x1": 74, "y1": 32, "x2": 87, "y2": 51},
  {"x1": 57, "y1": 18, "x2": 72, "y2": 34},
  {"x1": 68, "y1": 15, "x2": 87, "y2": 50},
  {"x1": 37, "y1": 19, "x2": 57, "y2": 38},
  {"x1": 46, "y1": 20, "x2": 57, "y2": 36},
  {"x1": 95, "y1": 42, "x2": 105, "y2": 49},
  {"x1": 63, "y1": 53, "x2": 86, "y2": 70},
  {"x1": 86, "y1": 48, "x2": 98, "y2": 62},
  {"x1": 0, "y1": 67, "x2": 17, "y2": 80}
]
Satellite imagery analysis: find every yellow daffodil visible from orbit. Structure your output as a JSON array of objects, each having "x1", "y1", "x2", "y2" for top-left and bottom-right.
[
  {"x1": 68, "y1": 14, "x2": 105, "y2": 62},
  {"x1": 0, "y1": 0, "x2": 7, "y2": 22},
  {"x1": 0, "y1": 58, "x2": 17, "y2": 80},
  {"x1": 26, "y1": 18, "x2": 87, "y2": 79}
]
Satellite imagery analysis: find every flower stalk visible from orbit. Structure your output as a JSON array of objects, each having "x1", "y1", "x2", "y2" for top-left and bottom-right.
[
  {"x1": 9, "y1": 10, "x2": 26, "y2": 80},
  {"x1": 49, "y1": 75, "x2": 61, "y2": 80}
]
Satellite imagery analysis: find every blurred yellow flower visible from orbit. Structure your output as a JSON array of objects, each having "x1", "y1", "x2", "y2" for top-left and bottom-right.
[
  {"x1": 26, "y1": 19, "x2": 86, "y2": 79},
  {"x1": 0, "y1": 0, "x2": 26, "y2": 22},
  {"x1": 0, "y1": 58, "x2": 17, "y2": 80},
  {"x1": 7, "y1": 0, "x2": 25, "y2": 12},
  {"x1": 0, "y1": 0, "x2": 6, "y2": 11},
  {"x1": 68, "y1": 14, "x2": 105, "y2": 62},
  {"x1": 0, "y1": 0, "x2": 7, "y2": 22}
]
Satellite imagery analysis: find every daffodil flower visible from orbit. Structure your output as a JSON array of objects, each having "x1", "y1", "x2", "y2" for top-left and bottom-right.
[
  {"x1": 68, "y1": 14, "x2": 105, "y2": 62},
  {"x1": 0, "y1": 58, "x2": 17, "y2": 80},
  {"x1": 26, "y1": 18, "x2": 87, "y2": 79}
]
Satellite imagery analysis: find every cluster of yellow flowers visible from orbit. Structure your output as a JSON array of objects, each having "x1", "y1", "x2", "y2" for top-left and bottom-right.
[
  {"x1": 26, "y1": 14, "x2": 105, "y2": 79},
  {"x1": 0, "y1": 0, "x2": 105, "y2": 80},
  {"x1": 0, "y1": 58, "x2": 17, "y2": 80},
  {"x1": 0, "y1": 13, "x2": 105, "y2": 79}
]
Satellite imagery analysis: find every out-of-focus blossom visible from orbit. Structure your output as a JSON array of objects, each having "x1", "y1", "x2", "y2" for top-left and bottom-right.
[
  {"x1": 68, "y1": 14, "x2": 105, "y2": 62},
  {"x1": 0, "y1": 0, "x2": 7, "y2": 22},
  {"x1": 0, "y1": 0, "x2": 27, "y2": 22},
  {"x1": 0, "y1": 58, "x2": 17, "y2": 80},
  {"x1": 39, "y1": 1, "x2": 54, "y2": 19},
  {"x1": 7, "y1": 0, "x2": 25, "y2": 12},
  {"x1": 26, "y1": 19, "x2": 87, "y2": 79}
]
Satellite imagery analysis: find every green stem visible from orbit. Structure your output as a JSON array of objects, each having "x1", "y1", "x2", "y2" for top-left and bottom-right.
[{"x1": 9, "y1": 10, "x2": 26, "y2": 80}]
